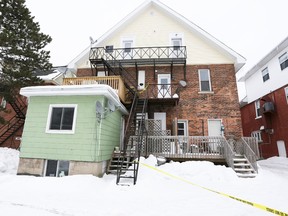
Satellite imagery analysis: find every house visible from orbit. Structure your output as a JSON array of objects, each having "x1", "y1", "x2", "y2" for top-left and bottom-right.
[
  {"x1": 0, "y1": 66, "x2": 74, "y2": 149},
  {"x1": 239, "y1": 36, "x2": 288, "y2": 159},
  {"x1": 17, "y1": 0, "x2": 259, "y2": 181}
]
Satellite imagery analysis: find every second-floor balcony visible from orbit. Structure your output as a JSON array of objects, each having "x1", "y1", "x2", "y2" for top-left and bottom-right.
[
  {"x1": 63, "y1": 76, "x2": 181, "y2": 105},
  {"x1": 89, "y1": 46, "x2": 187, "y2": 66}
]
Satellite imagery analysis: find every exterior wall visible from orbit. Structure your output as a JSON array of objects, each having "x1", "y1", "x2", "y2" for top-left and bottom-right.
[
  {"x1": 20, "y1": 95, "x2": 122, "y2": 162},
  {"x1": 241, "y1": 85, "x2": 288, "y2": 158},
  {"x1": 0, "y1": 97, "x2": 25, "y2": 149},
  {"x1": 245, "y1": 46, "x2": 288, "y2": 103},
  {"x1": 17, "y1": 158, "x2": 108, "y2": 177},
  {"x1": 78, "y1": 64, "x2": 242, "y2": 138},
  {"x1": 78, "y1": 5, "x2": 233, "y2": 69}
]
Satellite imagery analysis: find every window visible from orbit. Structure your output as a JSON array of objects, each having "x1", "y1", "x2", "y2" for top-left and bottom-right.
[
  {"x1": 105, "y1": 45, "x2": 113, "y2": 53},
  {"x1": 285, "y1": 87, "x2": 288, "y2": 104},
  {"x1": 46, "y1": 104, "x2": 77, "y2": 134},
  {"x1": 255, "y1": 100, "x2": 261, "y2": 118},
  {"x1": 45, "y1": 160, "x2": 69, "y2": 177},
  {"x1": 170, "y1": 33, "x2": 184, "y2": 58},
  {"x1": 262, "y1": 67, "x2": 270, "y2": 82},
  {"x1": 279, "y1": 52, "x2": 288, "y2": 70},
  {"x1": 122, "y1": 39, "x2": 134, "y2": 59},
  {"x1": 0, "y1": 97, "x2": 6, "y2": 109},
  {"x1": 123, "y1": 40, "x2": 133, "y2": 53},
  {"x1": 251, "y1": 131, "x2": 262, "y2": 143},
  {"x1": 177, "y1": 120, "x2": 188, "y2": 136},
  {"x1": 172, "y1": 38, "x2": 182, "y2": 50},
  {"x1": 198, "y1": 69, "x2": 212, "y2": 92}
]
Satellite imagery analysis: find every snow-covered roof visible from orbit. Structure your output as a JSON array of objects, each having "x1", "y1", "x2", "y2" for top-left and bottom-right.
[
  {"x1": 68, "y1": 0, "x2": 245, "y2": 72},
  {"x1": 20, "y1": 84, "x2": 128, "y2": 115}
]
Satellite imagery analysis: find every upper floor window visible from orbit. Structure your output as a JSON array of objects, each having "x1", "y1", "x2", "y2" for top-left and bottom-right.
[
  {"x1": 46, "y1": 104, "x2": 77, "y2": 134},
  {"x1": 123, "y1": 40, "x2": 133, "y2": 53},
  {"x1": 262, "y1": 67, "x2": 270, "y2": 82},
  {"x1": 285, "y1": 87, "x2": 288, "y2": 104},
  {"x1": 251, "y1": 131, "x2": 262, "y2": 143},
  {"x1": 105, "y1": 45, "x2": 113, "y2": 53},
  {"x1": 255, "y1": 99, "x2": 261, "y2": 118},
  {"x1": 198, "y1": 69, "x2": 212, "y2": 92},
  {"x1": 279, "y1": 52, "x2": 288, "y2": 70}
]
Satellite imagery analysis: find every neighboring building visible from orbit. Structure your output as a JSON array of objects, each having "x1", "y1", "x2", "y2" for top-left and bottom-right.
[
  {"x1": 0, "y1": 66, "x2": 74, "y2": 149},
  {"x1": 18, "y1": 0, "x2": 257, "y2": 180},
  {"x1": 239, "y1": 36, "x2": 288, "y2": 158}
]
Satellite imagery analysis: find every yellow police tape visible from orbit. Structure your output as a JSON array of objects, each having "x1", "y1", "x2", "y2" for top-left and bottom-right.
[{"x1": 140, "y1": 162, "x2": 288, "y2": 216}]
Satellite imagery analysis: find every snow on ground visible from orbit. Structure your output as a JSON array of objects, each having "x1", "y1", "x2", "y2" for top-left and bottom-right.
[{"x1": 0, "y1": 147, "x2": 287, "y2": 216}]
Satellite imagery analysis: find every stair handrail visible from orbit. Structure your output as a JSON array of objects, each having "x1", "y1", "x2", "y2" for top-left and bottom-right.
[
  {"x1": 222, "y1": 137, "x2": 235, "y2": 169},
  {"x1": 240, "y1": 138, "x2": 258, "y2": 173}
]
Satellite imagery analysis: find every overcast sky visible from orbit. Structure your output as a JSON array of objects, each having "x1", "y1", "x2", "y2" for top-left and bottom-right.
[{"x1": 25, "y1": 0, "x2": 288, "y2": 99}]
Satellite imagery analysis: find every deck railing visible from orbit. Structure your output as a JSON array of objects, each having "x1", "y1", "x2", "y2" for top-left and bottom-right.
[
  {"x1": 63, "y1": 76, "x2": 126, "y2": 102},
  {"x1": 240, "y1": 137, "x2": 259, "y2": 172},
  {"x1": 90, "y1": 46, "x2": 187, "y2": 62},
  {"x1": 128, "y1": 136, "x2": 227, "y2": 160}
]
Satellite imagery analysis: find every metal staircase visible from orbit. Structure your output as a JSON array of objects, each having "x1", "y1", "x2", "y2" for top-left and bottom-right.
[
  {"x1": 90, "y1": 54, "x2": 148, "y2": 185},
  {"x1": 0, "y1": 97, "x2": 27, "y2": 147}
]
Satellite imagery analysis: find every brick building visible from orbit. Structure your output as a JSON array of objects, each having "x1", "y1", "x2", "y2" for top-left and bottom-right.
[{"x1": 240, "y1": 36, "x2": 288, "y2": 158}]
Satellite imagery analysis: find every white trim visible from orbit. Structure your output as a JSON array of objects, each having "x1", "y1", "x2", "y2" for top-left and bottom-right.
[
  {"x1": 46, "y1": 104, "x2": 78, "y2": 134},
  {"x1": 67, "y1": 0, "x2": 245, "y2": 71},
  {"x1": 20, "y1": 84, "x2": 128, "y2": 115},
  {"x1": 177, "y1": 119, "x2": 188, "y2": 136},
  {"x1": 285, "y1": 87, "x2": 288, "y2": 104},
  {"x1": 198, "y1": 69, "x2": 212, "y2": 92}
]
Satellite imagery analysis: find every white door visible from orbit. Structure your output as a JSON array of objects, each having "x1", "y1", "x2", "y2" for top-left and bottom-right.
[
  {"x1": 208, "y1": 119, "x2": 222, "y2": 136},
  {"x1": 277, "y1": 140, "x2": 287, "y2": 157},
  {"x1": 138, "y1": 70, "x2": 145, "y2": 90},
  {"x1": 157, "y1": 74, "x2": 171, "y2": 98},
  {"x1": 122, "y1": 39, "x2": 133, "y2": 59},
  {"x1": 154, "y1": 112, "x2": 166, "y2": 130},
  {"x1": 208, "y1": 119, "x2": 222, "y2": 153}
]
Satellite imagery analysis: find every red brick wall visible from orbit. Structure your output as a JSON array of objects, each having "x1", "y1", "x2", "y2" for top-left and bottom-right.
[
  {"x1": 0, "y1": 96, "x2": 25, "y2": 149},
  {"x1": 241, "y1": 85, "x2": 288, "y2": 158},
  {"x1": 78, "y1": 64, "x2": 243, "y2": 138}
]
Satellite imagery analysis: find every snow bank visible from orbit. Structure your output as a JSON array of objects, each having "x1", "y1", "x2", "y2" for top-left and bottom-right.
[{"x1": 0, "y1": 147, "x2": 19, "y2": 175}]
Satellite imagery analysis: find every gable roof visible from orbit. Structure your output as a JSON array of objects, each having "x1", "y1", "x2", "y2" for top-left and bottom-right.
[
  {"x1": 68, "y1": 0, "x2": 245, "y2": 72},
  {"x1": 239, "y1": 35, "x2": 288, "y2": 81}
]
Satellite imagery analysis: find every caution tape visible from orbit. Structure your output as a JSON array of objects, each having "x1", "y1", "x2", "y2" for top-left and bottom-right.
[{"x1": 140, "y1": 162, "x2": 288, "y2": 216}]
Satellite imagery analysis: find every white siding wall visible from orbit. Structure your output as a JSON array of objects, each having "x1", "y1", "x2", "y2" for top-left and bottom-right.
[
  {"x1": 246, "y1": 47, "x2": 288, "y2": 103},
  {"x1": 79, "y1": 5, "x2": 233, "y2": 68}
]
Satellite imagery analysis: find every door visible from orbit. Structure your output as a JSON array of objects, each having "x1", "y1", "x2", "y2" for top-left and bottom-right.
[
  {"x1": 154, "y1": 112, "x2": 166, "y2": 130},
  {"x1": 157, "y1": 74, "x2": 171, "y2": 98},
  {"x1": 122, "y1": 39, "x2": 133, "y2": 59},
  {"x1": 208, "y1": 119, "x2": 222, "y2": 153},
  {"x1": 277, "y1": 140, "x2": 287, "y2": 157},
  {"x1": 138, "y1": 70, "x2": 145, "y2": 90}
]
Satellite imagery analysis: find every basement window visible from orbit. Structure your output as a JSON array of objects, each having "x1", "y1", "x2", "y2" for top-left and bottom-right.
[
  {"x1": 45, "y1": 160, "x2": 69, "y2": 177},
  {"x1": 46, "y1": 104, "x2": 77, "y2": 134}
]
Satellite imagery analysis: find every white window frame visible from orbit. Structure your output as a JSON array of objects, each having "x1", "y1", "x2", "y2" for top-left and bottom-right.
[
  {"x1": 170, "y1": 33, "x2": 184, "y2": 58},
  {"x1": 177, "y1": 120, "x2": 188, "y2": 136},
  {"x1": 255, "y1": 100, "x2": 261, "y2": 118},
  {"x1": 279, "y1": 52, "x2": 288, "y2": 70},
  {"x1": 285, "y1": 87, "x2": 288, "y2": 104},
  {"x1": 121, "y1": 38, "x2": 134, "y2": 59},
  {"x1": 261, "y1": 67, "x2": 270, "y2": 82},
  {"x1": 46, "y1": 104, "x2": 77, "y2": 134},
  {"x1": 198, "y1": 69, "x2": 212, "y2": 92},
  {"x1": 251, "y1": 131, "x2": 262, "y2": 143}
]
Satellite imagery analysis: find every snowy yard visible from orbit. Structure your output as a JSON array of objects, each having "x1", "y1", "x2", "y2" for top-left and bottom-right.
[{"x1": 0, "y1": 147, "x2": 288, "y2": 216}]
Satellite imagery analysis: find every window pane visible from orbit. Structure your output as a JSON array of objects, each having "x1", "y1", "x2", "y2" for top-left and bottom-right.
[
  {"x1": 58, "y1": 161, "x2": 69, "y2": 177},
  {"x1": 45, "y1": 160, "x2": 57, "y2": 177},
  {"x1": 61, "y1": 108, "x2": 74, "y2": 130},
  {"x1": 124, "y1": 41, "x2": 132, "y2": 52},
  {"x1": 201, "y1": 81, "x2": 210, "y2": 91},
  {"x1": 200, "y1": 70, "x2": 209, "y2": 81},
  {"x1": 50, "y1": 108, "x2": 62, "y2": 130}
]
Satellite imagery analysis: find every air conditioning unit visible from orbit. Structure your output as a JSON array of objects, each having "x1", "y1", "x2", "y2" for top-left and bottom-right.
[{"x1": 263, "y1": 102, "x2": 274, "y2": 113}]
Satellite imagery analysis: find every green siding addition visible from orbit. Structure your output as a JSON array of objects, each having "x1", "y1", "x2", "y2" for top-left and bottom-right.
[{"x1": 20, "y1": 95, "x2": 123, "y2": 162}]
